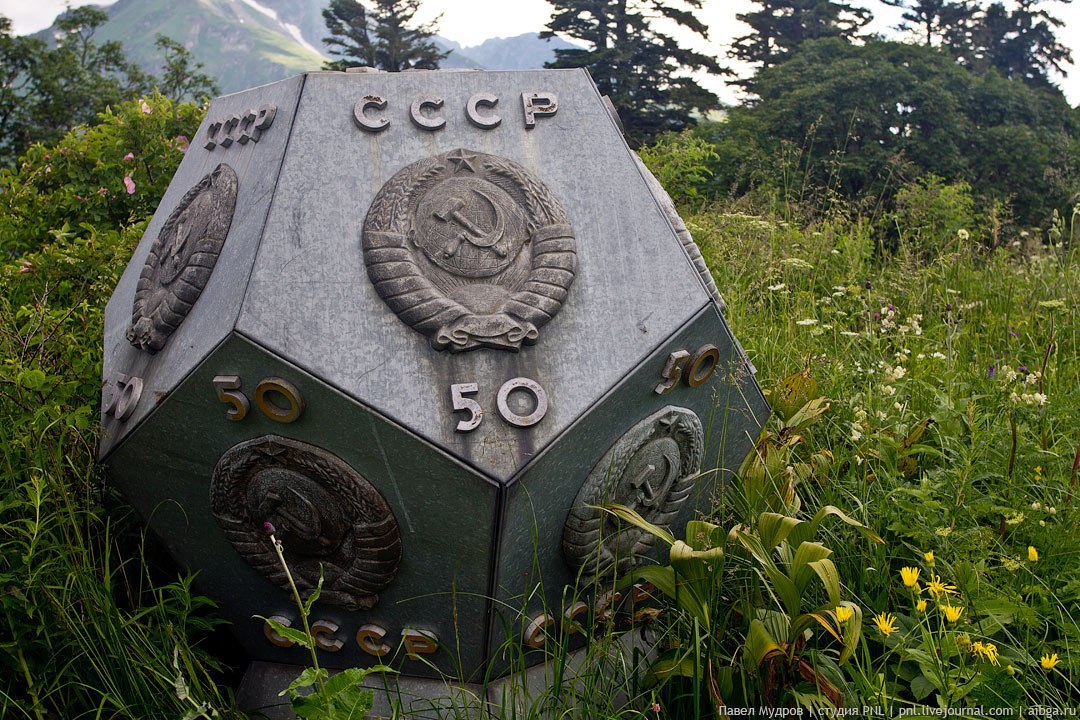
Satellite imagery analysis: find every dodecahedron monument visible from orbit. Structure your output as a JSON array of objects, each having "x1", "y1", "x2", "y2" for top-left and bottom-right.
[{"x1": 99, "y1": 68, "x2": 769, "y2": 702}]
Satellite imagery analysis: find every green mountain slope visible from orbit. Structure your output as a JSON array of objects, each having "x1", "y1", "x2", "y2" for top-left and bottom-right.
[{"x1": 95, "y1": 0, "x2": 326, "y2": 94}]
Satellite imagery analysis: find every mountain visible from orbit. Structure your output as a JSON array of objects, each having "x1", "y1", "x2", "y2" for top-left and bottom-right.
[
  {"x1": 89, "y1": 0, "x2": 326, "y2": 94},
  {"x1": 455, "y1": 33, "x2": 580, "y2": 71},
  {"x1": 36, "y1": 0, "x2": 583, "y2": 95}
]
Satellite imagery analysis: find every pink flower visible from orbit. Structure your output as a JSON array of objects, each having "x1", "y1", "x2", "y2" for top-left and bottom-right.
[
  {"x1": 139, "y1": 100, "x2": 152, "y2": 114},
  {"x1": 18, "y1": 260, "x2": 33, "y2": 274},
  {"x1": 123, "y1": 152, "x2": 134, "y2": 161},
  {"x1": 97, "y1": 187, "x2": 108, "y2": 196},
  {"x1": 123, "y1": 176, "x2": 136, "y2": 194},
  {"x1": 651, "y1": 702, "x2": 661, "y2": 713},
  {"x1": 174, "y1": 135, "x2": 190, "y2": 152}
]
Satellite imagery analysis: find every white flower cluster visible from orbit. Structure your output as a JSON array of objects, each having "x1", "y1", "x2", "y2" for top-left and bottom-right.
[{"x1": 1011, "y1": 391, "x2": 1048, "y2": 406}]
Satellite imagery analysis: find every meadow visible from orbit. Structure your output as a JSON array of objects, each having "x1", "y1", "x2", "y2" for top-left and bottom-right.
[{"x1": 0, "y1": 97, "x2": 1076, "y2": 718}]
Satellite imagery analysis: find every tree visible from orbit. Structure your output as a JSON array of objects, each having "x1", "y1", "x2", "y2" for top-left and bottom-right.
[
  {"x1": 23, "y1": 6, "x2": 151, "y2": 151},
  {"x1": 322, "y1": 0, "x2": 446, "y2": 72},
  {"x1": 732, "y1": 0, "x2": 871, "y2": 70},
  {"x1": 541, "y1": 0, "x2": 723, "y2": 144},
  {"x1": 879, "y1": 0, "x2": 978, "y2": 49},
  {"x1": 0, "y1": 16, "x2": 44, "y2": 164},
  {"x1": 699, "y1": 39, "x2": 1077, "y2": 225},
  {"x1": 965, "y1": 0, "x2": 1073, "y2": 87},
  {"x1": 154, "y1": 35, "x2": 219, "y2": 102}
]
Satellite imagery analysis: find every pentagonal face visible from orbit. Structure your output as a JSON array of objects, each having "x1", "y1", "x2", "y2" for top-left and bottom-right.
[
  {"x1": 490, "y1": 305, "x2": 770, "y2": 667},
  {"x1": 103, "y1": 334, "x2": 498, "y2": 678},
  {"x1": 235, "y1": 68, "x2": 712, "y2": 482},
  {"x1": 99, "y1": 77, "x2": 304, "y2": 459}
]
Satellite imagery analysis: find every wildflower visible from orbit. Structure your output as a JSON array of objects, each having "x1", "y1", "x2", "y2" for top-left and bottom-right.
[
  {"x1": 139, "y1": 99, "x2": 152, "y2": 114},
  {"x1": 18, "y1": 259, "x2": 33, "y2": 274},
  {"x1": 1048, "y1": 507, "x2": 1056, "y2": 515},
  {"x1": 957, "y1": 229, "x2": 970, "y2": 242},
  {"x1": 123, "y1": 152, "x2": 134, "y2": 161},
  {"x1": 123, "y1": 176, "x2": 136, "y2": 194},
  {"x1": 916, "y1": 599, "x2": 927, "y2": 612},
  {"x1": 865, "y1": 280, "x2": 872, "y2": 289},
  {"x1": 97, "y1": 186, "x2": 108, "y2": 196},
  {"x1": 932, "y1": 352, "x2": 947, "y2": 360},
  {"x1": 900, "y1": 567, "x2": 920, "y2": 588},
  {"x1": 850, "y1": 427, "x2": 863, "y2": 442},
  {"x1": 926, "y1": 574, "x2": 956, "y2": 599},
  {"x1": 1038, "y1": 299, "x2": 1064, "y2": 310},
  {"x1": 767, "y1": 283, "x2": 786, "y2": 291},
  {"x1": 1028, "y1": 546, "x2": 1038, "y2": 562},
  {"x1": 651, "y1": 702, "x2": 661, "y2": 713},
  {"x1": 835, "y1": 605, "x2": 854, "y2": 623},
  {"x1": 796, "y1": 318, "x2": 818, "y2": 326},
  {"x1": 873, "y1": 612, "x2": 898, "y2": 637},
  {"x1": 988, "y1": 365, "x2": 995, "y2": 379},
  {"x1": 881, "y1": 385, "x2": 896, "y2": 397},
  {"x1": 1002, "y1": 557, "x2": 1022, "y2": 572},
  {"x1": 1032, "y1": 501, "x2": 1042, "y2": 510},
  {"x1": 956, "y1": 633, "x2": 971, "y2": 649},
  {"x1": 262, "y1": 521, "x2": 276, "y2": 535},
  {"x1": 1041, "y1": 653, "x2": 1060, "y2": 670},
  {"x1": 942, "y1": 604, "x2": 964, "y2": 623},
  {"x1": 174, "y1": 135, "x2": 190, "y2": 152},
  {"x1": 972, "y1": 641, "x2": 1000, "y2": 665}
]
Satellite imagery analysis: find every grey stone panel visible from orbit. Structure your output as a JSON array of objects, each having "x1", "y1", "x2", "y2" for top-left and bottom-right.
[
  {"x1": 236, "y1": 69, "x2": 710, "y2": 482},
  {"x1": 103, "y1": 333, "x2": 497, "y2": 678},
  {"x1": 100, "y1": 76, "x2": 305, "y2": 459},
  {"x1": 489, "y1": 304, "x2": 769, "y2": 671}
]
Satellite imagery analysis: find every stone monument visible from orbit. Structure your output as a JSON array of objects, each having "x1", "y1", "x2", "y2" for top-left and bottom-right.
[{"x1": 99, "y1": 68, "x2": 769, "y2": 715}]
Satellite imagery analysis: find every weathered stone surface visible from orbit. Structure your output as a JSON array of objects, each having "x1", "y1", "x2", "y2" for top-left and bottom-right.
[{"x1": 100, "y1": 68, "x2": 769, "y2": 685}]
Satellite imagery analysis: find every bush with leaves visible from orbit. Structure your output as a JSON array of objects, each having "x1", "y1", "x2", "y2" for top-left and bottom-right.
[{"x1": 0, "y1": 95, "x2": 240, "y2": 719}]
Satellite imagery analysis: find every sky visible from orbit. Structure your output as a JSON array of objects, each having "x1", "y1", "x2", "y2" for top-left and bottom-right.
[{"x1": 2, "y1": 0, "x2": 1078, "y2": 105}]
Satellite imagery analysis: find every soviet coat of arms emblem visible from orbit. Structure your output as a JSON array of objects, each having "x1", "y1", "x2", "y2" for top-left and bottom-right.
[
  {"x1": 211, "y1": 435, "x2": 403, "y2": 611},
  {"x1": 563, "y1": 407, "x2": 704, "y2": 578},
  {"x1": 127, "y1": 163, "x2": 238, "y2": 353},
  {"x1": 362, "y1": 148, "x2": 576, "y2": 352}
]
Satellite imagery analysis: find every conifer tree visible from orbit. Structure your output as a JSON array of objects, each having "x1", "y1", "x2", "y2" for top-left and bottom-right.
[
  {"x1": 880, "y1": 0, "x2": 978, "y2": 49},
  {"x1": 732, "y1": 0, "x2": 871, "y2": 70},
  {"x1": 966, "y1": 0, "x2": 1072, "y2": 86},
  {"x1": 323, "y1": 0, "x2": 446, "y2": 72},
  {"x1": 541, "y1": 0, "x2": 723, "y2": 144}
]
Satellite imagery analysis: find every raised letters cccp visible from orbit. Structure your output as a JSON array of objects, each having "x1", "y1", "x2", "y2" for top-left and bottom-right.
[{"x1": 99, "y1": 69, "x2": 768, "y2": 695}]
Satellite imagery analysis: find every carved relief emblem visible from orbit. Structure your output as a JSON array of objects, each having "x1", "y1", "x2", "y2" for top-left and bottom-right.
[
  {"x1": 563, "y1": 407, "x2": 704, "y2": 578},
  {"x1": 363, "y1": 148, "x2": 576, "y2": 352},
  {"x1": 211, "y1": 435, "x2": 402, "y2": 611},
  {"x1": 127, "y1": 163, "x2": 238, "y2": 353}
]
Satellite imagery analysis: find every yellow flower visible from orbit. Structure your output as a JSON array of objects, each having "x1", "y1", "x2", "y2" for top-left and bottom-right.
[
  {"x1": 971, "y1": 641, "x2": 1000, "y2": 665},
  {"x1": 873, "y1": 612, "x2": 899, "y2": 637},
  {"x1": 1041, "y1": 653, "x2": 1060, "y2": 670},
  {"x1": 926, "y1": 574, "x2": 957, "y2": 599},
  {"x1": 1028, "y1": 546, "x2": 1039, "y2": 562},
  {"x1": 916, "y1": 599, "x2": 927, "y2": 613},
  {"x1": 924, "y1": 550, "x2": 935, "y2": 567},
  {"x1": 835, "y1": 605, "x2": 854, "y2": 623},
  {"x1": 900, "y1": 566, "x2": 920, "y2": 588},
  {"x1": 942, "y1": 603, "x2": 964, "y2": 623}
]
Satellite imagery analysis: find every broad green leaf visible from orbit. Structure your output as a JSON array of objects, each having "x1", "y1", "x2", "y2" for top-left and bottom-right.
[
  {"x1": 257, "y1": 616, "x2": 313, "y2": 650},
  {"x1": 283, "y1": 666, "x2": 327, "y2": 696},
  {"x1": 839, "y1": 602, "x2": 862, "y2": 665},
  {"x1": 757, "y1": 511, "x2": 802, "y2": 551},
  {"x1": 807, "y1": 558, "x2": 841, "y2": 607},
  {"x1": 746, "y1": 619, "x2": 783, "y2": 666},
  {"x1": 761, "y1": 563, "x2": 801, "y2": 618},
  {"x1": 791, "y1": 542, "x2": 831, "y2": 593},
  {"x1": 599, "y1": 504, "x2": 675, "y2": 545}
]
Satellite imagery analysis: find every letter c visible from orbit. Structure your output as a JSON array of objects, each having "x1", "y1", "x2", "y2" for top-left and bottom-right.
[{"x1": 354, "y1": 96, "x2": 389, "y2": 132}]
